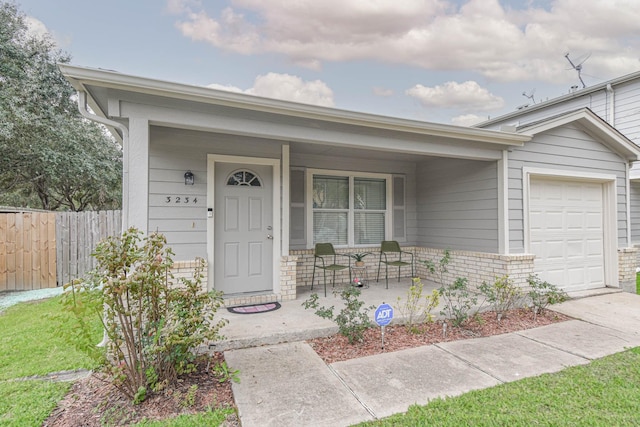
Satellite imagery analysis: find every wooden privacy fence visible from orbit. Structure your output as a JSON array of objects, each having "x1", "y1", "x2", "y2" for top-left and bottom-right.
[
  {"x1": 0, "y1": 210, "x2": 121, "y2": 291},
  {"x1": 56, "y1": 210, "x2": 122, "y2": 289}
]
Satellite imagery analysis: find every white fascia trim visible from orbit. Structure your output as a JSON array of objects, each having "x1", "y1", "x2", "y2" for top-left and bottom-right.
[
  {"x1": 59, "y1": 64, "x2": 530, "y2": 147},
  {"x1": 522, "y1": 167, "x2": 619, "y2": 287}
]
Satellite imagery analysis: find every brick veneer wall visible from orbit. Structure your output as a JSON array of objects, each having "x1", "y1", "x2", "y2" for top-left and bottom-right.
[
  {"x1": 618, "y1": 247, "x2": 638, "y2": 293},
  {"x1": 415, "y1": 248, "x2": 535, "y2": 289},
  {"x1": 279, "y1": 256, "x2": 298, "y2": 301},
  {"x1": 291, "y1": 247, "x2": 536, "y2": 290},
  {"x1": 171, "y1": 260, "x2": 207, "y2": 284},
  {"x1": 174, "y1": 246, "x2": 635, "y2": 302}
]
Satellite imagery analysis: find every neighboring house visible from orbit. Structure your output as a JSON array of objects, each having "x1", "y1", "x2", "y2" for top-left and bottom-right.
[
  {"x1": 60, "y1": 65, "x2": 640, "y2": 305},
  {"x1": 478, "y1": 70, "x2": 640, "y2": 245}
]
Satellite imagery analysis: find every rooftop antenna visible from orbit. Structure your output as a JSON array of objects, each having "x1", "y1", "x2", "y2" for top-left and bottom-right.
[
  {"x1": 565, "y1": 52, "x2": 590, "y2": 89},
  {"x1": 522, "y1": 88, "x2": 536, "y2": 104}
]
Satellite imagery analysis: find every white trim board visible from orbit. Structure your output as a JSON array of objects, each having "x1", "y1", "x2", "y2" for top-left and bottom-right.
[{"x1": 207, "y1": 154, "x2": 281, "y2": 293}]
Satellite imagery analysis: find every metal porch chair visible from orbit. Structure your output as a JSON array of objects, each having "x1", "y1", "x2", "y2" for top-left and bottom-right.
[
  {"x1": 311, "y1": 243, "x2": 351, "y2": 297},
  {"x1": 376, "y1": 240, "x2": 415, "y2": 289}
]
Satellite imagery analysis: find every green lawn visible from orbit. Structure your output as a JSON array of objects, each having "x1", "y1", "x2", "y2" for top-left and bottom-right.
[
  {"x1": 0, "y1": 296, "x2": 100, "y2": 426},
  {"x1": 357, "y1": 347, "x2": 640, "y2": 426},
  {"x1": 0, "y1": 296, "x2": 234, "y2": 426},
  {"x1": 0, "y1": 296, "x2": 101, "y2": 380},
  {"x1": 636, "y1": 272, "x2": 640, "y2": 294}
]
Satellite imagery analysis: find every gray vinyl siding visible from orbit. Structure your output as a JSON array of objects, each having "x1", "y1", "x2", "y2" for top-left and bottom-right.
[
  {"x1": 289, "y1": 152, "x2": 418, "y2": 249},
  {"x1": 416, "y1": 158, "x2": 499, "y2": 252},
  {"x1": 508, "y1": 124, "x2": 628, "y2": 252},
  {"x1": 614, "y1": 81, "x2": 640, "y2": 143},
  {"x1": 148, "y1": 126, "x2": 282, "y2": 260},
  {"x1": 631, "y1": 180, "x2": 640, "y2": 244}
]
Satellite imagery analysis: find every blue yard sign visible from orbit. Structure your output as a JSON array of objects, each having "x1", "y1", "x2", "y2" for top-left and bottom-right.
[{"x1": 374, "y1": 303, "x2": 394, "y2": 327}]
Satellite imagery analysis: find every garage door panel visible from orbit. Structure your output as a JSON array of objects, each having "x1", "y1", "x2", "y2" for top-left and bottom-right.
[
  {"x1": 530, "y1": 179, "x2": 605, "y2": 292},
  {"x1": 566, "y1": 240, "x2": 584, "y2": 258},
  {"x1": 586, "y1": 239, "x2": 603, "y2": 256}
]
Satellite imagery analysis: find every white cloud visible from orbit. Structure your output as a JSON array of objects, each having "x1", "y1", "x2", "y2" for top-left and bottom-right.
[
  {"x1": 207, "y1": 73, "x2": 335, "y2": 107},
  {"x1": 170, "y1": 0, "x2": 640, "y2": 82},
  {"x1": 406, "y1": 81, "x2": 504, "y2": 111},
  {"x1": 451, "y1": 114, "x2": 487, "y2": 127}
]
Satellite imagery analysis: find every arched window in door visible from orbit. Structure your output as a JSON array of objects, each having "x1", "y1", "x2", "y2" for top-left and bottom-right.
[{"x1": 226, "y1": 170, "x2": 263, "y2": 187}]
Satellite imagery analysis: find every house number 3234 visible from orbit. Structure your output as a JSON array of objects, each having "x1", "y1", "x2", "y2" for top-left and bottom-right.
[{"x1": 165, "y1": 196, "x2": 198, "y2": 204}]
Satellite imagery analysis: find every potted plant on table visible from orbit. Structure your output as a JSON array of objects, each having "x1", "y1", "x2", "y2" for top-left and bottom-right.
[{"x1": 348, "y1": 252, "x2": 371, "y2": 267}]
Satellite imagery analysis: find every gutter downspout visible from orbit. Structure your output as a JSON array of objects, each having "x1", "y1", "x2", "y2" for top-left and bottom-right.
[
  {"x1": 606, "y1": 83, "x2": 615, "y2": 126},
  {"x1": 76, "y1": 91, "x2": 130, "y2": 231}
]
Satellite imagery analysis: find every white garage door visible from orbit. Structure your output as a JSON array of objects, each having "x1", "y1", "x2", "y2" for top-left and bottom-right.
[{"x1": 529, "y1": 178, "x2": 605, "y2": 292}]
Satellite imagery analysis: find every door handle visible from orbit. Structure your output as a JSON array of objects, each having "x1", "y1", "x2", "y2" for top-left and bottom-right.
[{"x1": 267, "y1": 234, "x2": 273, "y2": 240}]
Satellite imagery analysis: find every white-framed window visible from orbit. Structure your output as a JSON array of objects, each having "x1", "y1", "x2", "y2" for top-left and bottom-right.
[{"x1": 306, "y1": 169, "x2": 392, "y2": 247}]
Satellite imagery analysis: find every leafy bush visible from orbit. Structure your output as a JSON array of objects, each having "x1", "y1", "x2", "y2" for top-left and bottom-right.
[
  {"x1": 302, "y1": 286, "x2": 375, "y2": 344},
  {"x1": 422, "y1": 250, "x2": 477, "y2": 327},
  {"x1": 527, "y1": 275, "x2": 569, "y2": 318},
  {"x1": 62, "y1": 228, "x2": 228, "y2": 403},
  {"x1": 396, "y1": 277, "x2": 440, "y2": 333},
  {"x1": 478, "y1": 275, "x2": 522, "y2": 321},
  {"x1": 437, "y1": 277, "x2": 478, "y2": 327}
]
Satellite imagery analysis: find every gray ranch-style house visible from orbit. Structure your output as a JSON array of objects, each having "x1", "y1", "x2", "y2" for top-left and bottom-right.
[{"x1": 60, "y1": 65, "x2": 640, "y2": 305}]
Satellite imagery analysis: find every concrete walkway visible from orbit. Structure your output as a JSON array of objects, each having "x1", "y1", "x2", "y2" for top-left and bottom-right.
[{"x1": 223, "y1": 292, "x2": 640, "y2": 427}]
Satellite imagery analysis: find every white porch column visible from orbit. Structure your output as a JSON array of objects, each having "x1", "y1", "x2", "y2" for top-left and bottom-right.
[
  {"x1": 497, "y1": 150, "x2": 509, "y2": 254},
  {"x1": 125, "y1": 117, "x2": 150, "y2": 232}
]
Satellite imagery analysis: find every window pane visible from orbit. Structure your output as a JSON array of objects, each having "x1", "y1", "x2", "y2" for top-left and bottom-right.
[
  {"x1": 354, "y1": 178, "x2": 385, "y2": 210},
  {"x1": 355, "y1": 212, "x2": 384, "y2": 245},
  {"x1": 314, "y1": 212, "x2": 348, "y2": 245},
  {"x1": 313, "y1": 176, "x2": 348, "y2": 209}
]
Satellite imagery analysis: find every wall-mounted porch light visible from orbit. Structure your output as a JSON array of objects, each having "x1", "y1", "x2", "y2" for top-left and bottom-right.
[{"x1": 184, "y1": 170, "x2": 195, "y2": 185}]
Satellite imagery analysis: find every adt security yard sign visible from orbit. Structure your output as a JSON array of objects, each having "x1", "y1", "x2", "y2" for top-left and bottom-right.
[
  {"x1": 375, "y1": 303, "x2": 394, "y2": 349},
  {"x1": 375, "y1": 303, "x2": 394, "y2": 326}
]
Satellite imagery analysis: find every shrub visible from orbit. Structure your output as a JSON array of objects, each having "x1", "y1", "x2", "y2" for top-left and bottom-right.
[
  {"x1": 478, "y1": 275, "x2": 523, "y2": 321},
  {"x1": 396, "y1": 277, "x2": 440, "y2": 333},
  {"x1": 302, "y1": 286, "x2": 375, "y2": 344},
  {"x1": 527, "y1": 275, "x2": 569, "y2": 318},
  {"x1": 437, "y1": 277, "x2": 478, "y2": 327},
  {"x1": 422, "y1": 250, "x2": 477, "y2": 327},
  {"x1": 62, "y1": 228, "x2": 228, "y2": 403}
]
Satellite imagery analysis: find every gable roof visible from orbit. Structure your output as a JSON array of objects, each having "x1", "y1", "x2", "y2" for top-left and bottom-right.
[
  {"x1": 59, "y1": 64, "x2": 531, "y2": 159},
  {"x1": 515, "y1": 108, "x2": 640, "y2": 161}
]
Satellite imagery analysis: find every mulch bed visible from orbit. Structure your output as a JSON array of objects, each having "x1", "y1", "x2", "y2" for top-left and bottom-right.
[
  {"x1": 308, "y1": 308, "x2": 571, "y2": 364},
  {"x1": 44, "y1": 353, "x2": 238, "y2": 427}
]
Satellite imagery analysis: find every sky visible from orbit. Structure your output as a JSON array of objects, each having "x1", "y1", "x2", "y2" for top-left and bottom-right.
[{"x1": 15, "y1": 0, "x2": 640, "y2": 126}]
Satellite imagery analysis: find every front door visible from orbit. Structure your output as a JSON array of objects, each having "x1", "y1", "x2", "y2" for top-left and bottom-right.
[{"x1": 214, "y1": 163, "x2": 273, "y2": 294}]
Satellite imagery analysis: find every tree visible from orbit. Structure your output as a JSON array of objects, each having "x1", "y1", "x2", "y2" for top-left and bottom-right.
[{"x1": 0, "y1": 1, "x2": 122, "y2": 211}]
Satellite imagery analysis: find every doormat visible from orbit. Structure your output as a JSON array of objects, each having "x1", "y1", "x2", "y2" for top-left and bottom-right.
[{"x1": 227, "y1": 302, "x2": 281, "y2": 314}]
